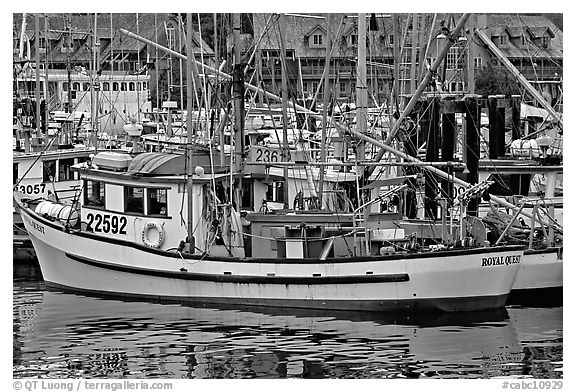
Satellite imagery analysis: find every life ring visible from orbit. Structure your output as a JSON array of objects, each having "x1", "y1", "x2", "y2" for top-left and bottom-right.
[{"x1": 142, "y1": 221, "x2": 165, "y2": 248}]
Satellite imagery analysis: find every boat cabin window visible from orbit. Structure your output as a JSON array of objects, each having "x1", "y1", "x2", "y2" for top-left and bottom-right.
[
  {"x1": 147, "y1": 188, "x2": 168, "y2": 216},
  {"x1": 58, "y1": 158, "x2": 75, "y2": 181},
  {"x1": 125, "y1": 186, "x2": 144, "y2": 214},
  {"x1": 266, "y1": 181, "x2": 285, "y2": 204},
  {"x1": 43, "y1": 160, "x2": 56, "y2": 182},
  {"x1": 84, "y1": 180, "x2": 105, "y2": 208}
]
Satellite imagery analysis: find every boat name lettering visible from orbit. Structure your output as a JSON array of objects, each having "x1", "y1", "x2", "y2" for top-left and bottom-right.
[
  {"x1": 15, "y1": 183, "x2": 46, "y2": 195},
  {"x1": 481, "y1": 254, "x2": 521, "y2": 267},
  {"x1": 31, "y1": 220, "x2": 45, "y2": 234},
  {"x1": 86, "y1": 213, "x2": 127, "y2": 235}
]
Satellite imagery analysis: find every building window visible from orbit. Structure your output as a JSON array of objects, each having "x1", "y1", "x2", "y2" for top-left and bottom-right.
[
  {"x1": 82, "y1": 82, "x2": 90, "y2": 91},
  {"x1": 499, "y1": 35, "x2": 508, "y2": 46},
  {"x1": 43, "y1": 160, "x2": 56, "y2": 182},
  {"x1": 13, "y1": 163, "x2": 18, "y2": 185},
  {"x1": 312, "y1": 34, "x2": 323, "y2": 46},
  {"x1": 84, "y1": 180, "x2": 105, "y2": 208},
  {"x1": 542, "y1": 36, "x2": 550, "y2": 47},
  {"x1": 350, "y1": 34, "x2": 358, "y2": 45},
  {"x1": 474, "y1": 57, "x2": 483, "y2": 68},
  {"x1": 125, "y1": 186, "x2": 144, "y2": 214},
  {"x1": 520, "y1": 36, "x2": 526, "y2": 46},
  {"x1": 143, "y1": 82, "x2": 148, "y2": 90},
  {"x1": 302, "y1": 81, "x2": 308, "y2": 92},
  {"x1": 340, "y1": 81, "x2": 346, "y2": 93},
  {"x1": 129, "y1": 82, "x2": 135, "y2": 91},
  {"x1": 388, "y1": 34, "x2": 394, "y2": 46},
  {"x1": 72, "y1": 82, "x2": 80, "y2": 91},
  {"x1": 166, "y1": 26, "x2": 176, "y2": 50},
  {"x1": 58, "y1": 158, "x2": 75, "y2": 181},
  {"x1": 147, "y1": 188, "x2": 168, "y2": 216},
  {"x1": 103, "y1": 82, "x2": 110, "y2": 91},
  {"x1": 446, "y1": 47, "x2": 462, "y2": 70},
  {"x1": 38, "y1": 37, "x2": 46, "y2": 50},
  {"x1": 113, "y1": 82, "x2": 119, "y2": 91},
  {"x1": 312, "y1": 82, "x2": 318, "y2": 94},
  {"x1": 63, "y1": 82, "x2": 69, "y2": 91},
  {"x1": 121, "y1": 82, "x2": 127, "y2": 91}
]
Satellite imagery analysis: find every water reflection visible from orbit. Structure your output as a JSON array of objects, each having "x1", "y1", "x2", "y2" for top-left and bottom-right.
[{"x1": 13, "y1": 276, "x2": 562, "y2": 379}]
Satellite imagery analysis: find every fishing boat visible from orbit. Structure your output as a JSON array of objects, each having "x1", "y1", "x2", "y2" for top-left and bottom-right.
[{"x1": 14, "y1": 148, "x2": 524, "y2": 313}]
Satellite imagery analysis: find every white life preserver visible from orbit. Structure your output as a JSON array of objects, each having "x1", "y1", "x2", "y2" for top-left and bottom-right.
[{"x1": 141, "y1": 221, "x2": 165, "y2": 249}]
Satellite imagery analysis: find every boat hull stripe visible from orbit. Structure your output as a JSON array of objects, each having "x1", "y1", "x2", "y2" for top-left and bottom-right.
[{"x1": 64, "y1": 252, "x2": 410, "y2": 284}]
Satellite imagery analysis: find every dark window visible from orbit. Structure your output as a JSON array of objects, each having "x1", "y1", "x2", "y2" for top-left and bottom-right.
[
  {"x1": 72, "y1": 82, "x2": 80, "y2": 91},
  {"x1": 147, "y1": 188, "x2": 168, "y2": 215},
  {"x1": 63, "y1": 82, "x2": 69, "y2": 91},
  {"x1": 313, "y1": 34, "x2": 323, "y2": 46},
  {"x1": 13, "y1": 163, "x2": 18, "y2": 185},
  {"x1": 58, "y1": 158, "x2": 75, "y2": 181},
  {"x1": 113, "y1": 82, "x2": 119, "y2": 91},
  {"x1": 84, "y1": 180, "x2": 105, "y2": 208},
  {"x1": 129, "y1": 82, "x2": 135, "y2": 91},
  {"x1": 121, "y1": 82, "x2": 127, "y2": 91},
  {"x1": 103, "y1": 82, "x2": 110, "y2": 91},
  {"x1": 43, "y1": 160, "x2": 57, "y2": 182},
  {"x1": 82, "y1": 82, "x2": 90, "y2": 91},
  {"x1": 125, "y1": 186, "x2": 144, "y2": 214}
]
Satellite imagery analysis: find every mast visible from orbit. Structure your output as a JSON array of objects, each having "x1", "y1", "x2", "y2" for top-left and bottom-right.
[
  {"x1": 44, "y1": 15, "x2": 50, "y2": 135},
  {"x1": 318, "y1": 13, "x2": 332, "y2": 208},
  {"x1": 66, "y1": 15, "x2": 72, "y2": 113},
  {"x1": 91, "y1": 13, "x2": 98, "y2": 137},
  {"x1": 186, "y1": 13, "x2": 195, "y2": 253},
  {"x1": 19, "y1": 13, "x2": 28, "y2": 59},
  {"x1": 34, "y1": 14, "x2": 41, "y2": 137},
  {"x1": 232, "y1": 13, "x2": 245, "y2": 208},
  {"x1": 356, "y1": 13, "x2": 368, "y2": 161},
  {"x1": 279, "y1": 14, "x2": 290, "y2": 208}
]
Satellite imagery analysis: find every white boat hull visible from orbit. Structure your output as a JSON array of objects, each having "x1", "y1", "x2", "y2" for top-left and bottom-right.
[
  {"x1": 19, "y1": 204, "x2": 524, "y2": 313},
  {"x1": 508, "y1": 247, "x2": 562, "y2": 304}
]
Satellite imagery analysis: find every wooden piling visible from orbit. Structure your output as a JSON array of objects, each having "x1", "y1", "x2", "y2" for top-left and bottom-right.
[
  {"x1": 488, "y1": 95, "x2": 506, "y2": 159},
  {"x1": 465, "y1": 94, "x2": 480, "y2": 216},
  {"x1": 424, "y1": 96, "x2": 440, "y2": 219}
]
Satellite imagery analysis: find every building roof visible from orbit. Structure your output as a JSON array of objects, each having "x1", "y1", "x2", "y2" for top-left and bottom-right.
[
  {"x1": 483, "y1": 14, "x2": 563, "y2": 60},
  {"x1": 13, "y1": 13, "x2": 214, "y2": 64},
  {"x1": 253, "y1": 13, "x2": 400, "y2": 59}
]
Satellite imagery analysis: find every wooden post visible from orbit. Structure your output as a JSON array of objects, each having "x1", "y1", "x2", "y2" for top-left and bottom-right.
[
  {"x1": 511, "y1": 94, "x2": 521, "y2": 140},
  {"x1": 424, "y1": 96, "x2": 440, "y2": 219},
  {"x1": 488, "y1": 94, "x2": 505, "y2": 159},
  {"x1": 441, "y1": 103, "x2": 456, "y2": 206},
  {"x1": 464, "y1": 94, "x2": 480, "y2": 216}
]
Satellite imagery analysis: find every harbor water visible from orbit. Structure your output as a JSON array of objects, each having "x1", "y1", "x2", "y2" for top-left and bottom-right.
[{"x1": 13, "y1": 263, "x2": 563, "y2": 379}]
